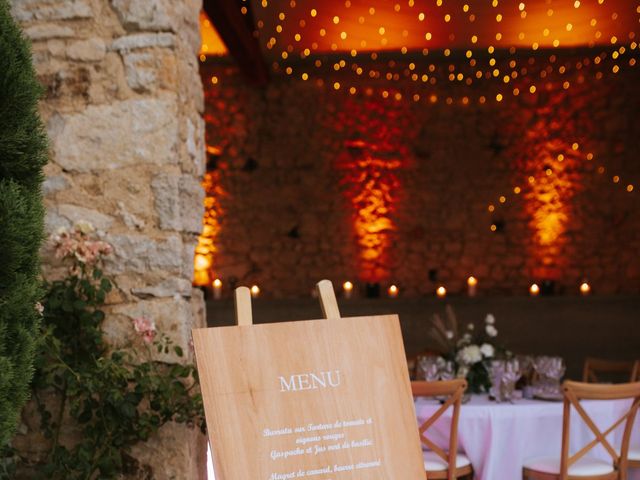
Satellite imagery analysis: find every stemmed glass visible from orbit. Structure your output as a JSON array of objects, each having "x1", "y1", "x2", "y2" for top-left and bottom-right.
[
  {"x1": 532, "y1": 356, "x2": 565, "y2": 396},
  {"x1": 500, "y1": 359, "x2": 522, "y2": 402},
  {"x1": 489, "y1": 360, "x2": 505, "y2": 402},
  {"x1": 417, "y1": 356, "x2": 441, "y2": 381},
  {"x1": 546, "y1": 357, "x2": 566, "y2": 395}
]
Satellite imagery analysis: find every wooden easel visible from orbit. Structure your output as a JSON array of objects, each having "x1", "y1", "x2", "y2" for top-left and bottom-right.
[
  {"x1": 193, "y1": 279, "x2": 425, "y2": 479},
  {"x1": 233, "y1": 279, "x2": 341, "y2": 326}
]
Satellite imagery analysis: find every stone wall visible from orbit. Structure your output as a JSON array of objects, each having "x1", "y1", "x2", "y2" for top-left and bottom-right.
[
  {"x1": 11, "y1": 0, "x2": 207, "y2": 478},
  {"x1": 199, "y1": 55, "x2": 640, "y2": 298}
]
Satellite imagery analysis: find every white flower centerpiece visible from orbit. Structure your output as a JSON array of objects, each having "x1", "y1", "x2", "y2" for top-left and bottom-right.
[{"x1": 427, "y1": 306, "x2": 508, "y2": 393}]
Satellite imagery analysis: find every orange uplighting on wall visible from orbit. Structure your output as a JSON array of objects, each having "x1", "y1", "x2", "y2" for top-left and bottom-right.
[
  {"x1": 335, "y1": 98, "x2": 411, "y2": 283},
  {"x1": 193, "y1": 150, "x2": 225, "y2": 286},
  {"x1": 200, "y1": 11, "x2": 228, "y2": 57}
]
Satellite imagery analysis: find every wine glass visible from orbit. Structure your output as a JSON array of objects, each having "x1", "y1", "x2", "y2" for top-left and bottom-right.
[
  {"x1": 439, "y1": 360, "x2": 455, "y2": 381},
  {"x1": 417, "y1": 356, "x2": 441, "y2": 381},
  {"x1": 546, "y1": 357, "x2": 566, "y2": 395},
  {"x1": 501, "y1": 359, "x2": 522, "y2": 402},
  {"x1": 489, "y1": 360, "x2": 505, "y2": 402}
]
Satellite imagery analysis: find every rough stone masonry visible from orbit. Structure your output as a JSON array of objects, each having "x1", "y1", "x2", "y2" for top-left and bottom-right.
[{"x1": 10, "y1": 0, "x2": 207, "y2": 477}]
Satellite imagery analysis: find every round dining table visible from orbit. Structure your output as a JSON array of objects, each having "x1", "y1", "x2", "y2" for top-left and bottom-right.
[{"x1": 414, "y1": 394, "x2": 640, "y2": 480}]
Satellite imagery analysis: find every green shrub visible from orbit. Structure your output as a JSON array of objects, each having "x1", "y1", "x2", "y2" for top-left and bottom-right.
[{"x1": 0, "y1": 0, "x2": 48, "y2": 448}]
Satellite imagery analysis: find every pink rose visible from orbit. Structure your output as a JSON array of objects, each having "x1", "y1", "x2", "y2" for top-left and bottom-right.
[{"x1": 132, "y1": 316, "x2": 157, "y2": 343}]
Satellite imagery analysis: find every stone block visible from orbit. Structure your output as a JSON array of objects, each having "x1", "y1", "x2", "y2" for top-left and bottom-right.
[
  {"x1": 10, "y1": 0, "x2": 93, "y2": 22},
  {"x1": 128, "y1": 422, "x2": 207, "y2": 480},
  {"x1": 152, "y1": 173, "x2": 203, "y2": 234},
  {"x1": 52, "y1": 97, "x2": 178, "y2": 172},
  {"x1": 106, "y1": 233, "x2": 183, "y2": 275},
  {"x1": 179, "y1": 175, "x2": 205, "y2": 234},
  {"x1": 111, "y1": 33, "x2": 176, "y2": 52},
  {"x1": 67, "y1": 38, "x2": 106, "y2": 62},
  {"x1": 56, "y1": 204, "x2": 115, "y2": 230},
  {"x1": 151, "y1": 172, "x2": 181, "y2": 231},
  {"x1": 24, "y1": 23, "x2": 74, "y2": 40},
  {"x1": 131, "y1": 277, "x2": 193, "y2": 299},
  {"x1": 111, "y1": 0, "x2": 176, "y2": 32},
  {"x1": 42, "y1": 175, "x2": 69, "y2": 196},
  {"x1": 110, "y1": 297, "x2": 195, "y2": 362}
]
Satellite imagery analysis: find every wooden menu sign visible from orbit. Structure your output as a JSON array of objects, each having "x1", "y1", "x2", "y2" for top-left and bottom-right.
[{"x1": 192, "y1": 281, "x2": 424, "y2": 479}]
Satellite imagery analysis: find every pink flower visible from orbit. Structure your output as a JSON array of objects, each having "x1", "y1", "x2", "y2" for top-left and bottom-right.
[
  {"x1": 50, "y1": 222, "x2": 113, "y2": 265},
  {"x1": 132, "y1": 316, "x2": 156, "y2": 343}
]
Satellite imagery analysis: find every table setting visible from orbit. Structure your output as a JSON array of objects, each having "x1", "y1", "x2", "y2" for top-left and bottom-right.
[{"x1": 413, "y1": 307, "x2": 640, "y2": 479}]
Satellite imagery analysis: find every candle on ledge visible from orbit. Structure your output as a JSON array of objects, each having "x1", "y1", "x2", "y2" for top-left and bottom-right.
[
  {"x1": 529, "y1": 283, "x2": 540, "y2": 296},
  {"x1": 388, "y1": 284, "x2": 399, "y2": 298},
  {"x1": 467, "y1": 276, "x2": 478, "y2": 297},
  {"x1": 250, "y1": 285, "x2": 260, "y2": 298},
  {"x1": 436, "y1": 286, "x2": 447, "y2": 298},
  {"x1": 580, "y1": 281, "x2": 591, "y2": 296},
  {"x1": 343, "y1": 281, "x2": 353, "y2": 299},
  {"x1": 212, "y1": 278, "x2": 222, "y2": 300}
]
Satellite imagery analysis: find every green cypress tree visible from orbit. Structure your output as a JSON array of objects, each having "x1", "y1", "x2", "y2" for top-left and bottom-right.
[{"x1": 0, "y1": 0, "x2": 47, "y2": 447}]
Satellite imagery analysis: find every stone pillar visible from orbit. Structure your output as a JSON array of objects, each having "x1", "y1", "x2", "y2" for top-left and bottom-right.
[{"x1": 11, "y1": 0, "x2": 207, "y2": 477}]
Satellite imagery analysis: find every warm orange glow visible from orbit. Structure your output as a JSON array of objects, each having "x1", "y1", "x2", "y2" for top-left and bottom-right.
[
  {"x1": 467, "y1": 276, "x2": 478, "y2": 287},
  {"x1": 250, "y1": 0, "x2": 634, "y2": 53},
  {"x1": 436, "y1": 286, "x2": 447, "y2": 298},
  {"x1": 336, "y1": 99, "x2": 410, "y2": 282},
  {"x1": 580, "y1": 281, "x2": 591, "y2": 295},
  {"x1": 213, "y1": 278, "x2": 222, "y2": 288},
  {"x1": 199, "y1": 11, "x2": 227, "y2": 56},
  {"x1": 250, "y1": 285, "x2": 260, "y2": 298},
  {"x1": 529, "y1": 283, "x2": 540, "y2": 296},
  {"x1": 193, "y1": 150, "x2": 225, "y2": 286},
  {"x1": 388, "y1": 284, "x2": 399, "y2": 298},
  {"x1": 343, "y1": 281, "x2": 354, "y2": 299}
]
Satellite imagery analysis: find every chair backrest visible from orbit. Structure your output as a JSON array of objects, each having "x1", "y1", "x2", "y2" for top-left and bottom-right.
[
  {"x1": 632, "y1": 361, "x2": 640, "y2": 382},
  {"x1": 582, "y1": 357, "x2": 637, "y2": 383},
  {"x1": 412, "y1": 379, "x2": 467, "y2": 480},
  {"x1": 559, "y1": 380, "x2": 640, "y2": 480}
]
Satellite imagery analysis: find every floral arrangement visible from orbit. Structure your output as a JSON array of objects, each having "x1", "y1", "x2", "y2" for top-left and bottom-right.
[
  {"x1": 427, "y1": 306, "x2": 508, "y2": 393},
  {"x1": 8, "y1": 221, "x2": 205, "y2": 479}
]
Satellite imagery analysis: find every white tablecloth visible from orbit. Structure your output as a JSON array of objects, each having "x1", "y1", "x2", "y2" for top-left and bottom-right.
[{"x1": 415, "y1": 394, "x2": 640, "y2": 480}]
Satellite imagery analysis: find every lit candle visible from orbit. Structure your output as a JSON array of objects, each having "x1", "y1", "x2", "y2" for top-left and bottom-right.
[
  {"x1": 467, "y1": 276, "x2": 478, "y2": 297},
  {"x1": 343, "y1": 281, "x2": 353, "y2": 299},
  {"x1": 436, "y1": 286, "x2": 447, "y2": 298},
  {"x1": 580, "y1": 282, "x2": 591, "y2": 296},
  {"x1": 212, "y1": 278, "x2": 222, "y2": 300},
  {"x1": 388, "y1": 284, "x2": 399, "y2": 298},
  {"x1": 529, "y1": 283, "x2": 540, "y2": 296},
  {"x1": 250, "y1": 285, "x2": 260, "y2": 298}
]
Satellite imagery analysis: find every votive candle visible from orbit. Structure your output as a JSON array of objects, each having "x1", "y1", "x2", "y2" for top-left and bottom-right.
[{"x1": 212, "y1": 278, "x2": 222, "y2": 300}]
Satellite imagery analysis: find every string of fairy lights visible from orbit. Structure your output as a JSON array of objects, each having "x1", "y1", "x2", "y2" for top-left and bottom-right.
[
  {"x1": 198, "y1": 0, "x2": 640, "y2": 105},
  {"x1": 196, "y1": 1, "x2": 640, "y2": 297}
]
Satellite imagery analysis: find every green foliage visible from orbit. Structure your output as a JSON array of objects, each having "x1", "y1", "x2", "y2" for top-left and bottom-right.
[
  {"x1": 25, "y1": 255, "x2": 205, "y2": 479},
  {"x1": 0, "y1": 0, "x2": 48, "y2": 447}
]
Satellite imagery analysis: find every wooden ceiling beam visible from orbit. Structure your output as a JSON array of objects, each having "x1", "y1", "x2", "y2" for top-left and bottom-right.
[{"x1": 203, "y1": 0, "x2": 270, "y2": 86}]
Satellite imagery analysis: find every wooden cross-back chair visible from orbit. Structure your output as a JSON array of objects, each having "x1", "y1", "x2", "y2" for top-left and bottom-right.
[
  {"x1": 523, "y1": 380, "x2": 640, "y2": 480},
  {"x1": 412, "y1": 379, "x2": 474, "y2": 480},
  {"x1": 582, "y1": 358, "x2": 639, "y2": 384}
]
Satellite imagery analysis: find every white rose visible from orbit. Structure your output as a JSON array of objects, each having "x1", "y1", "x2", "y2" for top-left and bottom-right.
[
  {"x1": 457, "y1": 345, "x2": 482, "y2": 365},
  {"x1": 480, "y1": 343, "x2": 495, "y2": 358},
  {"x1": 445, "y1": 330, "x2": 454, "y2": 340},
  {"x1": 467, "y1": 323, "x2": 475, "y2": 331},
  {"x1": 485, "y1": 314, "x2": 496, "y2": 325},
  {"x1": 457, "y1": 366, "x2": 469, "y2": 378},
  {"x1": 486, "y1": 325, "x2": 498, "y2": 337}
]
